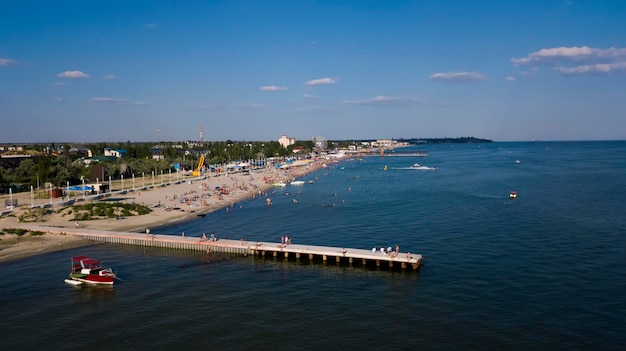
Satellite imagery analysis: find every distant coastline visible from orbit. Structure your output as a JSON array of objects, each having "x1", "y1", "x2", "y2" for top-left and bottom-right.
[
  {"x1": 398, "y1": 137, "x2": 493, "y2": 144},
  {"x1": 331, "y1": 137, "x2": 493, "y2": 145}
]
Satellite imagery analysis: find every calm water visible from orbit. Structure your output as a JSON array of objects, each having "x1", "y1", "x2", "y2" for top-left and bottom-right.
[{"x1": 2, "y1": 141, "x2": 625, "y2": 350}]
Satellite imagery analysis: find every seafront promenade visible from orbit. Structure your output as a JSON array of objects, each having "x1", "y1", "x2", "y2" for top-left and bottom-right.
[{"x1": 17, "y1": 224, "x2": 423, "y2": 270}]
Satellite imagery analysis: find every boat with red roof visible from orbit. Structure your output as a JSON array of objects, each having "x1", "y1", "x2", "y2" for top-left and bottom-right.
[{"x1": 66, "y1": 256, "x2": 116, "y2": 286}]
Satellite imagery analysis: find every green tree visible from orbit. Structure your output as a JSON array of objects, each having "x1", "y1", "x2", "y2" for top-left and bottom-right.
[{"x1": 15, "y1": 159, "x2": 35, "y2": 183}]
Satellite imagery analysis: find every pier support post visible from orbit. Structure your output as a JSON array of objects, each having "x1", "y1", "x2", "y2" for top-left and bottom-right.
[
  {"x1": 335, "y1": 256, "x2": 340, "y2": 263},
  {"x1": 284, "y1": 252, "x2": 289, "y2": 258},
  {"x1": 362, "y1": 258, "x2": 367, "y2": 265},
  {"x1": 273, "y1": 251, "x2": 277, "y2": 257},
  {"x1": 375, "y1": 260, "x2": 381, "y2": 267},
  {"x1": 322, "y1": 255, "x2": 327, "y2": 261},
  {"x1": 401, "y1": 262, "x2": 407, "y2": 269},
  {"x1": 296, "y1": 252, "x2": 300, "y2": 259},
  {"x1": 309, "y1": 254, "x2": 314, "y2": 260}
]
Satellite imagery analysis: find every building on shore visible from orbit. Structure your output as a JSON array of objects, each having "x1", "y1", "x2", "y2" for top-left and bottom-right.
[{"x1": 278, "y1": 135, "x2": 295, "y2": 148}]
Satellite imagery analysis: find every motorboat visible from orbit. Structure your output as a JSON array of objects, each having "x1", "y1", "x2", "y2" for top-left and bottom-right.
[
  {"x1": 290, "y1": 180, "x2": 305, "y2": 185},
  {"x1": 67, "y1": 256, "x2": 116, "y2": 286},
  {"x1": 272, "y1": 181, "x2": 287, "y2": 187},
  {"x1": 409, "y1": 163, "x2": 437, "y2": 170},
  {"x1": 509, "y1": 191, "x2": 517, "y2": 199}
]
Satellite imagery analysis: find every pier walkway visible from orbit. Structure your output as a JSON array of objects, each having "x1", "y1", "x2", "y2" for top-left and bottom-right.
[{"x1": 21, "y1": 225, "x2": 422, "y2": 270}]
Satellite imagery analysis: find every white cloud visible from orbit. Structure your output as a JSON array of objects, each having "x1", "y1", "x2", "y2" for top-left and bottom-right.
[
  {"x1": 511, "y1": 46, "x2": 594, "y2": 66},
  {"x1": 134, "y1": 101, "x2": 147, "y2": 105},
  {"x1": 145, "y1": 23, "x2": 158, "y2": 29},
  {"x1": 555, "y1": 61, "x2": 626, "y2": 75},
  {"x1": 259, "y1": 85, "x2": 287, "y2": 91},
  {"x1": 104, "y1": 75, "x2": 116, "y2": 80},
  {"x1": 304, "y1": 77, "x2": 337, "y2": 86},
  {"x1": 341, "y1": 95, "x2": 420, "y2": 105},
  {"x1": 53, "y1": 97, "x2": 66, "y2": 102},
  {"x1": 430, "y1": 71, "x2": 485, "y2": 82},
  {"x1": 511, "y1": 46, "x2": 626, "y2": 75},
  {"x1": 0, "y1": 58, "x2": 17, "y2": 66},
  {"x1": 58, "y1": 70, "x2": 90, "y2": 79},
  {"x1": 505, "y1": 76, "x2": 516, "y2": 81},
  {"x1": 302, "y1": 94, "x2": 317, "y2": 98},
  {"x1": 90, "y1": 97, "x2": 126, "y2": 103}
]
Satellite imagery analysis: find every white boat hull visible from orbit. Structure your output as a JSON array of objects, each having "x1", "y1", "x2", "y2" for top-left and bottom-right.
[{"x1": 69, "y1": 276, "x2": 114, "y2": 285}]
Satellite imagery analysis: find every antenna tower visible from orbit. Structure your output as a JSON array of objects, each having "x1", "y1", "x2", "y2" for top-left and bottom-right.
[
  {"x1": 199, "y1": 123, "x2": 204, "y2": 145},
  {"x1": 157, "y1": 129, "x2": 161, "y2": 157}
]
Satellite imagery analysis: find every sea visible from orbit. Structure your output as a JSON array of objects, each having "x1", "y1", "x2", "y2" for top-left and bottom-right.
[{"x1": 1, "y1": 141, "x2": 625, "y2": 350}]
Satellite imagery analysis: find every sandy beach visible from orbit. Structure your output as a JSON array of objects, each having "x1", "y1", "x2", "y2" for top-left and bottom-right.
[{"x1": 0, "y1": 162, "x2": 326, "y2": 263}]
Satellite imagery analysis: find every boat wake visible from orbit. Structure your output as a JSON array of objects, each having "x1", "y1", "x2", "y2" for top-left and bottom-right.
[{"x1": 388, "y1": 166, "x2": 438, "y2": 171}]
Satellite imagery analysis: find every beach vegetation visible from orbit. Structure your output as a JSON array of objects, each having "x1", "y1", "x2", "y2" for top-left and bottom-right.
[
  {"x1": 60, "y1": 202, "x2": 151, "y2": 221},
  {"x1": 0, "y1": 228, "x2": 45, "y2": 237},
  {"x1": 0, "y1": 228, "x2": 28, "y2": 236},
  {"x1": 18, "y1": 208, "x2": 53, "y2": 223}
]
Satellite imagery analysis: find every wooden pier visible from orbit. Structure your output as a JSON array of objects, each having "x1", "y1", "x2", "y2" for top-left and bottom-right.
[{"x1": 22, "y1": 225, "x2": 422, "y2": 270}]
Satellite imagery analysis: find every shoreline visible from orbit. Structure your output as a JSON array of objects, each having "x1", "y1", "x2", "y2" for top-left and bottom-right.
[{"x1": 0, "y1": 161, "x2": 330, "y2": 263}]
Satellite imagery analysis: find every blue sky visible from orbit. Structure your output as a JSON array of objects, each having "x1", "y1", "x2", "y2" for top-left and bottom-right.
[{"x1": 1, "y1": 0, "x2": 625, "y2": 143}]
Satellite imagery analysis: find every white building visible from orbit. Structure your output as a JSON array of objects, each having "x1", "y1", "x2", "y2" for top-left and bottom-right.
[
  {"x1": 103, "y1": 148, "x2": 124, "y2": 158},
  {"x1": 278, "y1": 135, "x2": 295, "y2": 148}
]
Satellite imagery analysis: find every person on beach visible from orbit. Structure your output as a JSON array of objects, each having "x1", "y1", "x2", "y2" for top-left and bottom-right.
[{"x1": 181, "y1": 231, "x2": 185, "y2": 237}]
